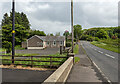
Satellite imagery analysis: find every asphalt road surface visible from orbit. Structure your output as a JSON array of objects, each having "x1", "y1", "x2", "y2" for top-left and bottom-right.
[
  {"x1": 80, "y1": 41, "x2": 119, "y2": 82},
  {"x1": 1, "y1": 68, "x2": 54, "y2": 83}
]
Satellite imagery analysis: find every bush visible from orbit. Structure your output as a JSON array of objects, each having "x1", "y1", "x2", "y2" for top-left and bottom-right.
[
  {"x1": 66, "y1": 42, "x2": 72, "y2": 47},
  {"x1": 80, "y1": 35, "x2": 89, "y2": 40},
  {"x1": 95, "y1": 37, "x2": 100, "y2": 41},
  {"x1": 86, "y1": 37, "x2": 94, "y2": 41},
  {"x1": 2, "y1": 41, "x2": 12, "y2": 53}
]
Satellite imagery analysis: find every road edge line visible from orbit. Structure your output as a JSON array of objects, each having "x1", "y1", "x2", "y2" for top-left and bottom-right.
[{"x1": 80, "y1": 42, "x2": 112, "y2": 84}]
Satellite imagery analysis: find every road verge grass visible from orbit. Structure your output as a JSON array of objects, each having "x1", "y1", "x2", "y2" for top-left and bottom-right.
[
  {"x1": 73, "y1": 44, "x2": 79, "y2": 54},
  {"x1": 91, "y1": 39, "x2": 119, "y2": 53},
  {"x1": 74, "y1": 57, "x2": 80, "y2": 63}
]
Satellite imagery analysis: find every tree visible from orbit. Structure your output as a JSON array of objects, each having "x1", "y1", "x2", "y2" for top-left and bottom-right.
[
  {"x1": 96, "y1": 29, "x2": 109, "y2": 39},
  {"x1": 55, "y1": 32, "x2": 60, "y2": 36},
  {"x1": 1, "y1": 13, "x2": 11, "y2": 26},
  {"x1": 28, "y1": 30, "x2": 46, "y2": 38},
  {"x1": 50, "y1": 33, "x2": 54, "y2": 36},
  {"x1": 74, "y1": 24, "x2": 82, "y2": 40},
  {"x1": 2, "y1": 24, "x2": 29, "y2": 45},
  {"x1": 2, "y1": 12, "x2": 31, "y2": 30},
  {"x1": 63, "y1": 30, "x2": 69, "y2": 36},
  {"x1": 63, "y1": 30, "x2": 69, "y2": 43}
]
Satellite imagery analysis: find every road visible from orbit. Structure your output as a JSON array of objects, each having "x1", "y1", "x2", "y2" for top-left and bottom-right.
[
  {"x1": 1, "y1": 68, "x2": 54, "y2": 83},
  {"x1": 80, "y1": 41, "x2": 119, "y2": 82}
]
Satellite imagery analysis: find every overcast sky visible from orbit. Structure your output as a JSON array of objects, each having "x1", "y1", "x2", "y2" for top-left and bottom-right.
[{"x1": 0, "y1": 0, "x2": 119, "y2": 35}]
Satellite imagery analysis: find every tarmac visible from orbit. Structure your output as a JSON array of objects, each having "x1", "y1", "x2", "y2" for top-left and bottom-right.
[{"x1": 66, "y1": 43, "x2": 103, "y2": 83}]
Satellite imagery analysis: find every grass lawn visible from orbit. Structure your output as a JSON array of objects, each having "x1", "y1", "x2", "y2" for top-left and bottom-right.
[
  {"x1": 73, "y1": 44, "x2": 79, "y2": 54},
  {"x1": 1, "y1": 53, "x2": 68, "y2": 68},
  {"x1": 91, "y1": 39, "x2": 119, "y2": 53}
]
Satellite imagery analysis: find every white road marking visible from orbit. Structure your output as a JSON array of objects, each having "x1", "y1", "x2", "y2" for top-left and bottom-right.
[
  {"x1": 105, "y1": 54, "x2": 115, "y2": 59},
  {"x1": 98, "y1": 51, "x2": 103, "y2": 54},
  {"x1": 94, "y1": 49, "x2": 97, "y2": 50}
]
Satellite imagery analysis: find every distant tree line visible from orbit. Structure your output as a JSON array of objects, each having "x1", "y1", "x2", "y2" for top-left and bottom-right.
[{"x1": 80, "y1": 27, "x2": 120, "y2": 41}]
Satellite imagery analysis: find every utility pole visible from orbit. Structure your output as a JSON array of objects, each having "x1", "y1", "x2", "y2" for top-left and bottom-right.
[
  {"x1": 12, "y1": 0, "x2": 15, "y2": 64},
  {"x1": 71, "y1": 0, "x2": 74, "y2": 53}
]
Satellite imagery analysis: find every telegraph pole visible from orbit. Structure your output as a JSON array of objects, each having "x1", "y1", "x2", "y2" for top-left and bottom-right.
[
  {"x1": 71, "y1": 0, "x2": 74, "y2": 53},
  {"x1": 12, "y1": 0, "x2": 15, "y2": 64}
]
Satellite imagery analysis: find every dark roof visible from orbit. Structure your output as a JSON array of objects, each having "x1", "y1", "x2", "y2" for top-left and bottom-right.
[{"x1": 31, "y1": 35, "x2": 65, "y2": 41}]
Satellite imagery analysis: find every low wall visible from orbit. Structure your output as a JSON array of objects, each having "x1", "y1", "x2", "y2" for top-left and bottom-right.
[{"x1": 43, "y1": 57, "x2": 74, "y2": 83}]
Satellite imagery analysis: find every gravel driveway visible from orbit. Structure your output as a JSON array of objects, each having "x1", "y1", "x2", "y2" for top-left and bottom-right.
[{"x1": 15, "y1": 48, "x2": 60, "y2": 55}]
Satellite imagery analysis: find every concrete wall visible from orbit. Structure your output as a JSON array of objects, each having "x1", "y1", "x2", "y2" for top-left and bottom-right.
[
  {"x1": 27, "y1": 47, "x2": 44, "y2": 49},
  {"x1": 43, "y1": 57, "x2": 73, "y2": 83}
]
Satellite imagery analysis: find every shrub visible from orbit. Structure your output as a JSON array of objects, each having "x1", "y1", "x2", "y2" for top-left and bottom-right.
[
  {"x1": 66, "y1": 42, "x2": 72, "y2": 47},
  {"x1": 86, "y1": 37, "x2": 94, "y2": 41},
  {"x1": 80, "y1": 35, "x2": 89, "y2": 40}
]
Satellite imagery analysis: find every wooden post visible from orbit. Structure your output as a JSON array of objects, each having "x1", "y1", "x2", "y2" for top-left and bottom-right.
[
  {"x1": 71, "y1": 0, "x2": 74, "y2": 53},
  {"x1": 63, "y1": 46, "x2": 65, "y2": 53},
  {"x1": 31, "y1": 56, "x2": 33, "y2": 67},
  {"x1": 50, "y1": 56, "x2": 52, "y2": 68},
  {"x1": 60, "y1": 46, "x2": 62, "y2": 54}
]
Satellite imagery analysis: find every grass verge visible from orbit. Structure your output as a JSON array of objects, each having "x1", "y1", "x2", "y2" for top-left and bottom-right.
[
  {"x1": 74, "y1": 57, "x2": 80, "y2": 63},
  {"x1": 91, "y1": 39, "x2": 119, "y2": 53},
  {"x1": 73, "y1": 44, "x2": 79, "y2": 54}
]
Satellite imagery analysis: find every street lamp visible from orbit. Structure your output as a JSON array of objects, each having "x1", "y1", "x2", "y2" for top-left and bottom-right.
[
  {"x1": 71, "y1": 0, "x2": 74, "y2": 53},
  {"x1": 12, "y1": 0, "x2": 15, "y2": 64}
]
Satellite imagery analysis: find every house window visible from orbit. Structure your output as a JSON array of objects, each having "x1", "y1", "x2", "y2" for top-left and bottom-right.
[
  {"x1": 53, "y1": 41, "x2": 56, "y2": 45},
  {"x1": 60, "y1": 41, "x2": 63, "y2": 45},
  {"x1": 37, "y1": 42, "x2": 43, "y2": 46}
]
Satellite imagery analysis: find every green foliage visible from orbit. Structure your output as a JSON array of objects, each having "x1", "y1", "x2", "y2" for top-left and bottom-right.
[
  {"x1": 66, "y1": 42, "x2": 72, "y2": 47},
  {"x1": 2, "y1": 53, "x2": 67, "y2": 68},
  {"x1": 28, "y1": 30, "x2": 46, "y2": 38},
  {"x1": 94, "y1": 37, "x2": 100, "y2": 41},
  {"x1": 2, "y1": 41, "x2": 12, "y2": 53},
  {"x1": 80, "y1": 35, "x2": 89, "y2": 40},
  {"x1": 74, "y1": 57, "x2": 80, "y2": 63},
  {"x1": 74, "y1": 24, "x2": 82, "y2": 39},
  {"x1": 55, "y1": 32, "x2": 60, "y2": 36},
  {"x1": 2, "y1": 24, "x2": 29, "y2": 45},
  {"x1": 91, "y1": 39, "x2": 120, "y2": 53},
  {"x1": 63, "y1": 30, "x2": 69, "y2": 36},
  {"x1": 50, "y1": 33, "x2": 54, "y2": 36},
  {"x1": 2, "y1": 12, "x2": 30, "y2": 30},
  {"x1": 73, "y1": 44, "x2": 79, "y2": 54},
  {"x1": 83, "y1": 27, "x2": 119, "y2": 39},
  {"x1": 96, "y1": 29, "x2": 109, "y2": 39},
  {"x1": 86, "y1": 36, "x2": 94, "y2": 42}
]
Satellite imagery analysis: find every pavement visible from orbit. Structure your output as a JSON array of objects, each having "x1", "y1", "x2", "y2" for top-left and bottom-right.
[
  {"x1": 66, "y1": 42, "x2": 102, "y2": 83},
  {"x1": 1, "y1": 68, "x2": 55, "y2": 84},
  {"x1": 81, "y1": 41, "x2": 118, "y2": 82}
]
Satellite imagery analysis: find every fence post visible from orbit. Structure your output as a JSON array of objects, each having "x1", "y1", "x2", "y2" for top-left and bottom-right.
[
  {"x1": 63, "y1": 46, "x2": 65, "y2": 53},
  {"x1": 60, "y1": 46, "x2": 62, "y2": 54},
  {"x1": 31, "y1": 56, "x2": 33, "y2": 68},
  {"x1": 50, "y1": 56, "x2": 52, "y2": 68}
]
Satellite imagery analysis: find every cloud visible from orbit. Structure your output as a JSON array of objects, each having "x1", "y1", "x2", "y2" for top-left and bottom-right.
[{"x1": 0, "y1": 1, "x2": 118, "y2": 35}]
